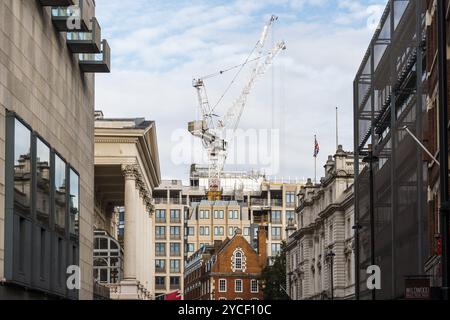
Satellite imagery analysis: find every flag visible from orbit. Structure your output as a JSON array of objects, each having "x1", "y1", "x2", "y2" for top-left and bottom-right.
[
  {"x1": 314, "y1": 136, "x2": 320, "y2": 158},
  {"x1": 164, "y1": 290, "x2": 182, "y2": 300}
]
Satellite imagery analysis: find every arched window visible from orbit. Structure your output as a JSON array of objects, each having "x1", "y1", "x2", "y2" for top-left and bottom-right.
[
  {"x1": 235, "y1": 251, "x2": 242, "y2": 270},
  {"x1": 231, "y1": 248, "x2": 247, "y2": 272},
  {"x1": 93, "y1": 230, "x2": 124, "y2": 284}
]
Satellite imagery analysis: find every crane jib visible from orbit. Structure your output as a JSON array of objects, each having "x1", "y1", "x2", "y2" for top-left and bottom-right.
[{"x1": 188, "y1": 14, "x2": 286, "y2": 193}]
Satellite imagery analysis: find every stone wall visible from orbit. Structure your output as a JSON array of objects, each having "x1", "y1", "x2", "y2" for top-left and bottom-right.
[{"x1": 0, "y1": 0, "x2": 95, "y2": 299}]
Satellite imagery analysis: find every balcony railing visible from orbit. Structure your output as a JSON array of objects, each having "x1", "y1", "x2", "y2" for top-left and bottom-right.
[
  {"x1": 156, "y1": 251, "x2": 166, "y2": 257},
  {"x1": 251, "y1": 199, "x2": 269, "y2": 206},
  {"x1": 254, "y1": 215, "x2": 269, "y2": 224},
  {"x1": 156, "y1": 218, "x2": 166, "y2": 223},
  {"x1": 155, "y1": 284, "x2": 166, "y2": 290},
  {"x1": 67, "y1": 17, "x2": 101, "y2": 53},
  {"x1": 79, "y1": 40, "x2": 111, "y2": 73},
  {"x1": 271, "y1": 199, "x2": 283, "y2": 207},
  {"x1": 170, "y1": 268, "x2": 181, "y2": 273},
  {"x1": 155, "y1": 267, "x2": 166, "y2": 273},
  {"x1": 154, "y1": 198, "x2": 187, "y2": 205},
  {"x1": 286, "y1": 202, "x2": 296, "y2": 208},
  {"x1": 170, "y1": 284, "x2": 181, "y2": 290},
  {"x1": 170, "y1": 251, "x2": 181, "y2": 257},
  {"x1": 51, "y1": 0, "x2": 90, "y2": 31},
  {"x1": 156, "y1": 234, "x2": 166, "y2": 240},
  {"x1": 93, "y1": 281, "x2": 110, "y2": 300},
  {"x1": 170, "y1": 234, "x2": 181, "y2": 241}
]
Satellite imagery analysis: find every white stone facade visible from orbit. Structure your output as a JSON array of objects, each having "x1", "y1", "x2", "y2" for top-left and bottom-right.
[{"x1": 286, "y1": 146, "x2": 356, "y2": 300}]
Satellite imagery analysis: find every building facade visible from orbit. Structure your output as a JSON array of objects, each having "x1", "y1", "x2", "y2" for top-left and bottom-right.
[
  {"x1": 286, "y1": 146, "x2": 356, "y2": 300},
  {"x1": 424, "y1": 0, "x2": 450, "y2": 293},
  {"x1": 184, "y1": 227, "x2": 267, "y2": 300},
  {"x1": 94, "y1": 112, "x2": 161, "y2": 300},
  {"x1": 153, "y1": 175, "x2": 303, "y2": 298},
  {"x1": 353, "y1": 0, "x2": 429, "y2": 299},
  {"x1": 0, "y1": 0, "x2": 110, "y2": 300}
]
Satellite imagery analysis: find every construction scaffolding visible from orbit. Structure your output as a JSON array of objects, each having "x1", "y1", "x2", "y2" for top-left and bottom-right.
[{"x1": 353, "y1": 0, "x2": 429, "y2": 299}]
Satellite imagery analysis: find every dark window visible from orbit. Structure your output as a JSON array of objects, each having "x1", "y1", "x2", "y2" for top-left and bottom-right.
[
  {"x1": 156, "y1": 243, "x2": 166, "y2": 256},
  {"x1": 271, "y1": 211, "x2": 282, "y2": 224},
  {"x1": 156, "y1": 209, "x2": 166, "y2": 223},
  {"x1": 155, "y1": 276, "x2": 165, "y2": 288},
  {"x1": 170, "y1": 276, "x2": 180, "y2": 288},
  {"x1": 14, "y1": 119, "x2": 31, "y2": 216},
  {"x1": 170, "y1": 226, "x2": 181, "y2": 240},
  {"x1": 155, "y1": 259, "x2": 166, "y2": 272},
  {"x1": 156, "y1": 226, "x2": 166, "y2": 240},
  {"x1": 170, "y1": 209, "x2": 181, "y2": 223},
  {"x1": 170, "y1": 259, "x2": 181, "y2": 273},
  {"x1": 170, "y1": 243, "x2": 181, "y2": 256},
  {"x1": 54, "y1": 155, "x2": 66, "y2": 233},
  {"x1": 286, "y1": 192, "x2": 295, "y2": 204},
  {"x1": 36, "y1": 138, "x2": 50, "y2": 225},
  {"x1": 69, "y1": 169, "x2": 79, "y2": 236}
]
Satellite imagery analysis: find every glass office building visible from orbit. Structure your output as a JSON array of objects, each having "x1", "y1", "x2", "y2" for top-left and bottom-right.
[{"x1": 353, "y1": 0, "x2": 429, "y2": 299}]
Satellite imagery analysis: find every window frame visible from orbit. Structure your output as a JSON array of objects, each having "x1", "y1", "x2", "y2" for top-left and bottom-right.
[
  {"x1": 235, "y1": 279, "x2": 243, "y2": 293},
  {"x1": 251, "y1": 279, "x2": 259, "y2": 293},
  {"x1": 218, "y1": 279, "x2": 227, "y2": 292}
]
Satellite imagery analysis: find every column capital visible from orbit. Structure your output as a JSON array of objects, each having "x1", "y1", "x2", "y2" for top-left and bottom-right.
[
  {"x1": 122, "y1": 164, "x2": 139, "y2": 180},
  {"x1": 145, "y1": 196, "x2": 154, "y2": 216}
]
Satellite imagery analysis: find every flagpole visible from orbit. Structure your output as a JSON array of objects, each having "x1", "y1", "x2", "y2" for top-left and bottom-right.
[
  {"x1": 336, "y1": 106, "x2": 339, "y2": 151},
  {"x1": 314, "y1": 135, "x2": 317, "y2": 184}
]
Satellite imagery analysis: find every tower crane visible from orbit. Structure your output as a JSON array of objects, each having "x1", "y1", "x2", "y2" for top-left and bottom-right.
[{"x1": 188, "y1": 15, "x2": 286, "y2": 200}]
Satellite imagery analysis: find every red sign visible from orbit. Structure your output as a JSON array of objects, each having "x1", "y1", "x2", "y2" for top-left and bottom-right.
[
  {"x1": 405, "y1": 278, "x2": 431, "y2": 300},
  {"x1": 436, "y1": 238, "x2": 442, "y2": 256},
  {"x1": 164, "y1": 290, "x2": 182, "y2": 300}
]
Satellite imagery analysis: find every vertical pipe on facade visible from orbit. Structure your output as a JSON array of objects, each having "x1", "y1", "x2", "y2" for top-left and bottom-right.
[
  {"x1": 389, "y1": 0, "x2": 397, "y2": 299},
  {"x1": 353, "y1": 77, "x2": 360, "y2": 300},
  {"x1": 415, "y1": 0, "x2": 425, "y2": 278},
  {"x1": 437, "y1": 0, "x2": 450, "y2": 300}
]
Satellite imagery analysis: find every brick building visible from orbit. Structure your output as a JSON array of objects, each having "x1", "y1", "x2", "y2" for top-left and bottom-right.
[{"x1": 184, "y1": 226, "x2": 267, "y2": 300}]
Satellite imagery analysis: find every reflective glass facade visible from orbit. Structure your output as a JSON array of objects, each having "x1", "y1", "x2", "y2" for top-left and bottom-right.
[{"x1": 353, "y1": 0, "x2": 429, "y2": 299}]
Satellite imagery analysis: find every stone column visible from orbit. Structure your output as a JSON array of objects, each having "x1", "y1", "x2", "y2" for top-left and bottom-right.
[{"x1": 123, "y1": 165, "x2": 138, "y2": 280}]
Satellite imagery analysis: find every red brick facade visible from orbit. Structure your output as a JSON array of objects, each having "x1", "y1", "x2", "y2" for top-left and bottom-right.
[
  {"x1": 184, "y1": 226, "x2": 267, "y2": 300},
  {"x1": 211, "y1": 227, "x2": 267, "y2": 300}
]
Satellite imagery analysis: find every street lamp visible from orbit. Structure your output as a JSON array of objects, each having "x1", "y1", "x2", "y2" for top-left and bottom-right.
[
  {"x1": 326, "y1": 250, "x2": 336, "y2": 300},
  {"x1": 362, "y1": 144, "x2": 378, "y2": 301}
]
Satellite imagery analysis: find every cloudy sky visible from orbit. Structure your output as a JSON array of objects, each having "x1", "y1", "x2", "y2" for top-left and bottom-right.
[{"x1": 94, "y1": 0, "x2": 387, "y2": 182}]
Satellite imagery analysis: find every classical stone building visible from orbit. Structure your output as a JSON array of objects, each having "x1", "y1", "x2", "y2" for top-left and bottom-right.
[
  {"x1": 94, "y1": 112, "x2": 161, "y2": 300},
  {"x1": 286, "y1": 146, "x2": 356, "y2": 300},
  {"x1": 0, "y1": 0, "x2": 110, "y2": 299},
  {"x1": 184, "y1": 227, "x2": 267, "y2": 300}
]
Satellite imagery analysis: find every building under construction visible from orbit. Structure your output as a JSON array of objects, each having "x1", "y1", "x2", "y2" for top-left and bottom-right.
[
  {"x1": 353, "y1": 0, "x2": 429, "y2": 299},
  {"x1": 151, "y1": 167, "x2": 303, "y2": 298}
]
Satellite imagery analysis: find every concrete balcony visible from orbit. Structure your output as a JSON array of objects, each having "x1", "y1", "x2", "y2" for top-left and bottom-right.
[
  {"x1": 67, "y1": 17, "x2": 101, "y2": 53},
  {"x1": 38, "y1": 0, "x2": 75, "y2": 6},
  {"x1": 79, "y1": 40, "x2": 111, "y2": 73},
  {"x1": 51, "y1": 0, "x2": 91, "y2": 31}
]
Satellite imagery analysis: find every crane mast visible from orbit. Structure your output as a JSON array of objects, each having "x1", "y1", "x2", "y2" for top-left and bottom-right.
[{"x1": 188, "y1": 15, "x2": 285, "y2": 200}]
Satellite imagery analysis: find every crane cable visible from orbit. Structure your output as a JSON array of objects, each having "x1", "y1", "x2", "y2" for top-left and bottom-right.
[{"x1": 200, "y1": 37, "x2": 263, "y2": 115}]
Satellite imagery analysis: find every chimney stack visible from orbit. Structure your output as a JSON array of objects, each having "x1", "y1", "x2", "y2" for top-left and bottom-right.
[{"x1": 257, "y1": 225, "x2": 267, "y2": 268}]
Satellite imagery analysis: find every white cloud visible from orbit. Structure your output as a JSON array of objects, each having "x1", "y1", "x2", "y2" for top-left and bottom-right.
[{"x1": 95, "y1": 0, "x2": 388, "y2": 181}]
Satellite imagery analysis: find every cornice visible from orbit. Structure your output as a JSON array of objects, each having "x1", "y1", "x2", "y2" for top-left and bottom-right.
[{"x1": 95, "y1": 137, "x2": 139, "y2": 144}]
